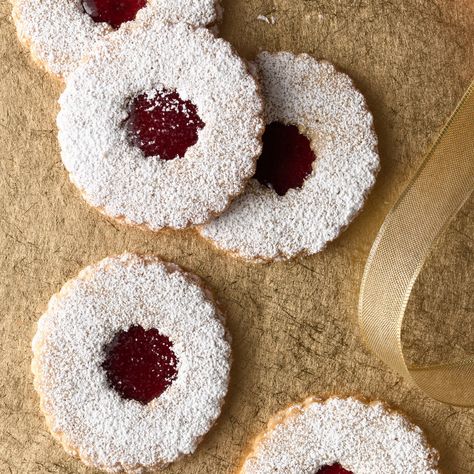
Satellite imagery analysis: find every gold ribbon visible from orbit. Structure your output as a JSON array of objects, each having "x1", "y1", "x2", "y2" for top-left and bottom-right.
[{"x1": 358, "y1": 80, "x2": 474, "y2": 407}]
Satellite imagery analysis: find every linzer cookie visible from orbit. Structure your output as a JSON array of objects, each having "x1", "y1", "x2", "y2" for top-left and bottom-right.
[
  {"x1": 240, "y1": 397, "x2": 440, "y2": 474},
  {"x1": 200, "y1": 52, "x2": 380, "y2": 261},
  {"x1": 57, "y1": 22, "x2": 264, "y2": 230},
  {"x1": 12, "y1": 0, "x2": 223, "y2": 77},
  {"x1": 32, "y1": 254, "x2": 231, "y2": 472}
]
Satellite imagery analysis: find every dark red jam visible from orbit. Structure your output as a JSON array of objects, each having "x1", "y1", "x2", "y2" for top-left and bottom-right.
[
  {"x1": 125, "y1": 89, "x2": 205, "y2": 160},
  {"x1": 101, "y1": 325, "x2": 178, "y2": 404},
  {"x1": 316, "y1": 463, "x2": 353, "y2": 474},
  {"x1": 81, "y1": 0, "x2": 146, "y2": 29},
  {"x1": 255, "y1": 122, "x2": 316, "y2": 196}
]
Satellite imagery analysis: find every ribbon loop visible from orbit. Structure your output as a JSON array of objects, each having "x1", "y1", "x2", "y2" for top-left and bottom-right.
[{"x1": 359, "y1": 80, "x2": 474, "y2": 406}]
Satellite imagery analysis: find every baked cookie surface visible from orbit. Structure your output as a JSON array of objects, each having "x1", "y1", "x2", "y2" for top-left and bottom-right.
[
  {"x1": 32, "y1": 254, "x2": 231, "y2": 472},
  {"x1": 200, "y1": 52, "x2": 379, "y2": 261},
  {"x1": 12, "y1": 0, "x2": 223, "y2": 77},
  {"x1": 240, "y1": 397, "x2": 440, "y2": 474},
  {"x1": 57, "y1": 22, "x2": 263, "y2": 230}
]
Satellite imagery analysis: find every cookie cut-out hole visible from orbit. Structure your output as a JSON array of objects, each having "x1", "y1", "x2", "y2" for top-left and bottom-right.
[
  {"x1": 125, "y1": 89, "x2": 205, "y2": 160},
  {"x1": 316, "y1": 463, "x2": 353, "y2": 474},
  {"x1": 102, "y1": 325, "x2": 178, "y2": 404},
  {"x1": 82, "y1": 0, "x2": 146, "y2": 29},
  {"x1": 255, "y1": 122, "x2": 315, "y2": 196}
]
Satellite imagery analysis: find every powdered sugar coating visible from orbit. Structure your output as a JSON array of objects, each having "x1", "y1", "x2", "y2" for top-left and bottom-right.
[
  {"x1": 57, "y1": 23, "x2": 263, "y2": 230},
  {"x1": 200, "y1": 52, "x2": 380, "y2": 261},
  {"x1": 12, "y1": 0, "x2": 222, "y2": 77},
  {"x1": 241, "y1": 397, "x2": 440, "y2": 474},
  {"x1": 32, "y1": 254, "x2": 231, "y2": 472}
]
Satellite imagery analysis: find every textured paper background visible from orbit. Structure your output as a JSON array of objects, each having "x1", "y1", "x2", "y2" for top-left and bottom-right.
[{"x1": 0, "y1": 0, "x2": 473, "y2": 472}]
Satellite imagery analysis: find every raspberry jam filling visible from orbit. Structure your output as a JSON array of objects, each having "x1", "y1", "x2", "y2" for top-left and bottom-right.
[
  {"x1": 125, "y1": 89, "x2": 205, "y2": 160},
  {"x1": 102, "y1": 325, "x2": 178, "y2": 404},
  {"x1": 82, "y1": 0, "x2": 146, "y2": 29},
  {"x1": 255, "y1": 122, "x2": 315, "y2": 196},
  {"x1": 316, "y1": 464, "x2": 353, "y2": 474}
]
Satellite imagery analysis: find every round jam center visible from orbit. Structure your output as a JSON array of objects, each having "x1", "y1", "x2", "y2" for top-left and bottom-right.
[
  {"x1": 255, "y1": 122, "x2": 316, "y2": 196},
  {"x1": 82, "y1": 0, "x2": 146, "y2": 29},
  {"x1": 316, "y1": 464, "x2": 353, "y2": 474},
  {"x1": 125, "y1": 89, "x2": 205, "y2": 160},
  {"x1": 101, "y1": 325, "x2": 178, "y2": 404}
]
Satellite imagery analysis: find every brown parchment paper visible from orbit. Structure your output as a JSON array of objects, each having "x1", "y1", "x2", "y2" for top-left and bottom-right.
[{"x1": 0, "y1": 1, "x2": 473, "y2": 472}]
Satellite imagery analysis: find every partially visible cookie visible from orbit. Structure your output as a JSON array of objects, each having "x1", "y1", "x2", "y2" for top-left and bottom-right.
[
  {"x1": 12, "y1": 0, "x2": 223, "y2": 77},
  {"x1": 199, "y1": 52, "x2": 380, "y2": 262},
  {"x1": 32, "y1": 253, "x2": 231, "y2": 472},
  {"x1": 57, "y1": 22, "x2": 263, "y2": 230},
  {"x1": 240, "y1": 397, "x2": 440, "y2": 474}
]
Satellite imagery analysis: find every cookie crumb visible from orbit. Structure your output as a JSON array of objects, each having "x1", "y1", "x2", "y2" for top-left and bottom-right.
[{"x1": 257, "y1": 14, "x2": 275, "y2": 24}]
